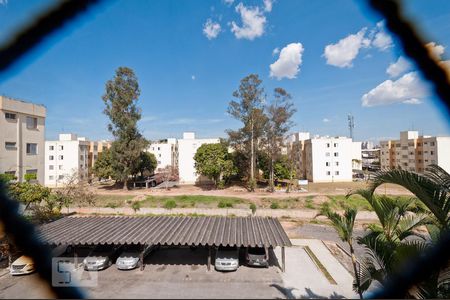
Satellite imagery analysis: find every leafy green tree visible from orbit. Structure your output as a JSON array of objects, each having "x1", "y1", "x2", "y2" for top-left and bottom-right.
[
  {"x1": 133, "y1": 152, "x2": 157, "y2": 178},
  {"x1": 102, "y1": 67, "x2": 149, "y2": 189},
  {"x1": 273, "y1": 156, "x2": 292, "y2": 181},
  {"x1": 194, "y1": 143, "x2": 236, "y2": 188},
  {"x1": 8, "y1": 182, "x2": 51, "y2": 210},
  {"x1": 93, "y1": 149, "x2": 114, "y2": 180},
  {"x1": 318, "y1": 207, "x2": 363, "y2": 298},
  {"x1": 263, "y1": 88, "x2": 296, "y2": 191},
  {"x1": 227, "y1": 74, "x2": 267, "y2": 191}
]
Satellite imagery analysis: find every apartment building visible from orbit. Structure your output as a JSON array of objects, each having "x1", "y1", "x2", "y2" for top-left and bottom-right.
[
  {"x1": 87, "y1": 140, "x2": 112, "y2": 176},
  {"x1": 44, "y1": 133, "x2": 90, "y2": 187},
  {"x1": 0, "y1": 96, "x2": 46, "y2": 183},
  {"x1": 177, "y1": 132, "x2": 219, "y2": 184},
  {"x1": 147, "y1": 138, "x2": 178, "y2": 171},
  {"x1": 289, "y1": 132, "x2": 361, "y2": 182},
  {"x1": 380, "y1": 131, "x2": 450, "y2": 173}
]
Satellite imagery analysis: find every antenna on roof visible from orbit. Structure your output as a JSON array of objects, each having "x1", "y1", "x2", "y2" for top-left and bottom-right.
[{"x1": 348, "y1": 114, "x2": 354, "y2": 140}]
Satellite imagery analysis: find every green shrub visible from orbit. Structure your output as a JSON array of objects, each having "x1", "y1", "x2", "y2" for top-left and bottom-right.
[
  {"x1": 218, "y1": 200, "x2": 233, "y2": 208},
  {"x1": 24, "y1": 173, "x2": 37, "y2": 182},
  {"x1": 249, "y1": 203, "x2": 257, "y2": 215},
  {"x1": 131, "y1": 201, "x2": 141, "y2": 212},
  {"x1": 217, "y1": 180, "x2": 226, "y2": 190},
  {"x1": 270, "y1": 202, "x2": 279, "y2": 209},
  {"x1": 106, "y1": 202, "x2": 118, "y2": 209},
  {"x1": 305, "y1": 198, "x2": 315, "y2": 209},
  {"x1": 247, "y1": 178, "x2": 256, "y2": 191},
  {"x1": 0, "y1": 173, "x2": 16, "y2": 183},
  {"x1": 164, "y1": 199, "x2": 177, "y2": 209}
]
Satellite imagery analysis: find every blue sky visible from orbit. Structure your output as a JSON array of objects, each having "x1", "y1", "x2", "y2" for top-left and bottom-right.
[{"x1": 1, "y1": 0, "x2": 449, "y2": 143}]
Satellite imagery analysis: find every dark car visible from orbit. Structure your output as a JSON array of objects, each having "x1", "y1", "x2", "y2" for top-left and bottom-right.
[{"x1": 246, "y1": 247, "x2": 269, "y2": 268}]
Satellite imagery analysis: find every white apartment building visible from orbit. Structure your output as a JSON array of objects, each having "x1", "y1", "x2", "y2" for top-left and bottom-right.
[
  {"x1": 380, "y1": 131, "x2": 450, "y2": 173},
  {"x1": 147, "y1": 138, "x2": 177, "y2": 171},
  {"x1": 44, "y1": 133, "x2": 90, "y2": 187},
  {"x1": 289, "y1": 132, "x2": 361, "y2": 182},
  {"x1": 0, "y1": 96, "x2": 46, "y2": 183},
  {"x1": 177, "y1": 132, "x2": 219, "y2": 184}
]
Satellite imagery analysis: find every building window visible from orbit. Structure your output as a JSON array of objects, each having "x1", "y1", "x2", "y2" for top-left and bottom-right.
[
  {"x1": 5, "y1": 142, "x2": 16, "y2": 150},
  {"x1": 94, "y1": 146, "x2": 98, "y2": 151},
  {"x1": 94, "y1": 155, "x2": 98, "y2": 160},
  {"x1": 325, "y1": 162, "x2": 330, "y2": 166},
  {"x1": 158, "y1": 161, "x2": 161, "y2": 164},
  {"x1": 26, "y1": 116, "x2": 37, "y2": 129},
  {"x1": 430, "y1": 151, "x2": 434, "y2": 155},
  {"x1": 326, "y1": 143, "x2": 330, "y2": 148},
  {"x1": 325, "y1": 152, "x2": 330, "y2": 157},
  {"x1": 59, "y1": 165, "x2": 63, "y2": 170},
  {"x1": 335, "y1": 171, "x2": 339, "y2": 175},
  {"x1": 59, "y1": 145, "x2": 64, "y2": 150},
  {"x1": 326, "y1": 171, "x2": 331, "y2": 176},
  {"x1": 158, "y1": 154, "x2": 161, "y2": 158},
  {"x1": 26, "y1": 143, "x2": 37, "y2": 155},
  {"x1": 334, "y1": 152, "x2": 338, "y2": 157},
  {"x1": 49, "y1": 145, "x2": 54, "y2": 150},
  {"x1": 424, "y1": 142, "x2": 428, "y2": 145},
  {"x1": 5, "y1": 112, "x2": 16, "y2": 120},
  {"x1": 335, "y1": 161, "x2": 339, "y2": 166},
  {"x1": 80, "y1": 155, "x2": 84, "y2": 160},
  {"x1": 334, "y1": 143, "x2": 338, "y2": 147},
  {"x1": 58, "y1": 175, "x2": 64, "y2": 180},
  {"x1": 49, "y1": 165, "x2": 54, "y2": 170},
  {"x1": 49, "y1": 176, "x2": 54, "y2": 180},
  {"x1": 430, "y1": 142, "x2": 435, "y2": 146},
  {"x1": 59, "y1": 155, "x2": 64, "y2": 160}
]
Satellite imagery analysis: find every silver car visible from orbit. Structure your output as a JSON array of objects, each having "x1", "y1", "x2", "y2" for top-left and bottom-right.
[
  {"x1": 246, "y1": 246, "x2": 269, "y2": 268},
  {"x1": 116, "y1": 245, "x2": 154, "y2": 270},
  {"x1": 83, "y1": 245, "x2": 119, "y2": 271},
  {"x1": 214, "y1": 246, "x2": 239, "y2": 271}
]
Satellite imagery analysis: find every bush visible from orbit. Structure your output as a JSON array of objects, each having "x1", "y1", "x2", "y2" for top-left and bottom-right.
[
  {"x1": 24, "y1": 173, "x2": 37, "y2": 182},
  {"x1": 0, "y1": 173, "x2": 16, "y2": 183},
  {"x1": 249, "y1": 203, "x2": 257, "y2": 215},
  {"x1": 131, "y1": 201, "x2": 141, "y2": 212},
  {"x1": 270, "y1": 202, "x2": 279, "y2": 209},
  {"x1": 217, "y1": 180, "x2": 226, "y2": 190},
  {"x1": 247, "y1": 178, "x2": 257, "y2": 191},
  {"x1": 106, "y1": 202, "x2": 118, "y2": 209},
  {"x1": 164, "y1": 199, "x2": 177, "y2": 209},
  {"x1": 218, "y1": 200, "x2": 233, "y2": 208}
]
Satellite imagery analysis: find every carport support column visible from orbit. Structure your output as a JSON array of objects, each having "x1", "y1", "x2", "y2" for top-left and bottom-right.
[
  {"x1": 74, "y1": 246, "x2": 78, "y2": 268},
  {"x1": 207, "y1": 246, "x2": 211, "y2": 271},
  {"x1": 140, "y1": 247, "x2": 145, "y2": 271},
  {"x1": 281, "y1": 246, "x2": 285, "y2": 273}
]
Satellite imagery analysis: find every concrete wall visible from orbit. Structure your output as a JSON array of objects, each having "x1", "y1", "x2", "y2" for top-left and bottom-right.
[{"x1": 0, "y1": 96, "x2": 46, "y2": 183}]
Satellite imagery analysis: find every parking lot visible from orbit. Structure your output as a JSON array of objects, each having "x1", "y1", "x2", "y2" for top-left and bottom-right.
[{"x1": 0, "y1": 240, "x2": 357, "y2": 299}]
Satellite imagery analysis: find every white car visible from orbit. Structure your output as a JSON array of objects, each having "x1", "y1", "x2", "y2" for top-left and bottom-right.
[
  {"x1": 214, "y1": 246, "x2": 239, "y2": 272},
  {"x1": 10, "y1": 256, "x2": 35, "y2": 276}
]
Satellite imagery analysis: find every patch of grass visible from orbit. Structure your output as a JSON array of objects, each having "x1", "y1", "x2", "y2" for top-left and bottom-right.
[
  {"x1": 141, "y1": 195, "x2": 246, "y2": 208},
  {"x1": 270, "y1": 202, "x2": 280, "y2": 209},
  {"x1": 105, "y1": 202, "x2": 118, "y2": 209},
  {"x1": 163, "y1": 199, "x2": 177, "y2": 209},
  {"x1": 96, "y1": 195, "x2": 134, "y2": 207},
  {"x1": 327, "y1": 195, "x2": 373, "y2": 211},
  {"x1": 218, "y1": 200, "x2": 233, "y2": 208},
  {"x1": 304, "y1": 197, "x2": 316, "y2": 209},
  {"x1": 131, "y1": 201, "x2": 141, "y2": 212}
]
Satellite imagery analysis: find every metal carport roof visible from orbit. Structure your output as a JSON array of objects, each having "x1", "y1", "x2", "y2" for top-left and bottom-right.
[{"x1": 37, "y1": 215, "x2": 292, "y2": 248}]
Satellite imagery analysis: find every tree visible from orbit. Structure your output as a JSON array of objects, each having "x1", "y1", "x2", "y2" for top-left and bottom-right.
[
  {"x1": 263, "y1": 88, "x2": 296, "y2": 192},
  {"x1": 319, "y1": 207, "x2": 363, "y2": 299},
  {"x1": 102, "y1": 67, "x2": 149, "y2": 189},
  {"x1": 93, "y1": 148, "x2": 114, "y2": 180},
  {"x1": 194, "y1": 143, "x2": 236, "y2": 188},
  {"x1": 8, "y1": 182, "x2": 51, "y2": 210},
  {"x1": 132, "y1": 152, "x2": 157, "y2": 178},
  {"x1": 227, "y1": 74, "x2": 267, "y2": 191}
]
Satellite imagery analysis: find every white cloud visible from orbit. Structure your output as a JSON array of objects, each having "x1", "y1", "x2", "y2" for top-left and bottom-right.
[
  {"x1": 322, "y1": 118, "x2": 330, "y2": 123},
  {"x1": 263, "y1": 0, "x2": 273, "y2": 12},
  {"x1": 191, "y1": 75, "x2": 196, "y2": 80},
  {"x1": 371, "y1": 21, "x2": 393, "y2": 51},
  {"x1": 224, "y1": 0, "x2": 234, "y2": 5},
  {"x1": 203, "y1": 19, "x2": 221, "y2": 40},
  {"x1": 386, "y1": 56, "x2": 412, "y2": 77},
  {"x1": 361, "y1": 71, "x2": 429, "y2": 107},
  {"x1": 323, "y1": 28, "x2": 370, "y2": 68},
  {"x1": 230, "y1": 3, "x2": 266, "y2": 40},
  {"x1": 272, "y1": 47, "x2": 280, "y2": 56},
  {"x1": 269, "y1": 43, "x2": 304, "y2": 80}
]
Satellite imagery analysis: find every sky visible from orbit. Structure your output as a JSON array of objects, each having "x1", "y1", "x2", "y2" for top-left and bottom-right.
[{"x1": 1, "y1": 0, "x2": 450, "y2": 144}]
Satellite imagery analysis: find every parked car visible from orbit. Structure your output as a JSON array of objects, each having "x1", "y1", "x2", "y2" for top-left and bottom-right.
[
  {"x1": 116, "y1": 245, "x2": 155, "y2": 270},
  {"x1": 10, "y1": 256, "x2": 35, "y2": 275},
  {"x1": 214, "y1": 246, "x2": 239, "y2": 272},
  {"x1": 83, "y1": 245, "x2": 120, "y2": 271},
  {"x1": 246, "y1": 246, "x2": 269, "y2": 268}
]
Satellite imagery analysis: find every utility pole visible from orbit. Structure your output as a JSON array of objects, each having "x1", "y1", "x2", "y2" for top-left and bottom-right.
[{"x1": 348, "y1": 114, "x2": 354, "y2": 140}]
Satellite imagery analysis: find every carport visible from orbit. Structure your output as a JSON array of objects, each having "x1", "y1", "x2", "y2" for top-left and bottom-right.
[{"x1": 38, "y1": 215, "x2": 292, "y2": 272}]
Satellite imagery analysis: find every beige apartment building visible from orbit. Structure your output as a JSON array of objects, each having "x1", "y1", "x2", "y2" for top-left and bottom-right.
[
  {"x1": 0, "y1": 96, "x2": 46, "y2": 183},
  {"x1": 88, "y1": 140, "x2": 112, "y2": 177},
  {"x1": 380, "y1": 131, "x2": 450, "y2": 173}
]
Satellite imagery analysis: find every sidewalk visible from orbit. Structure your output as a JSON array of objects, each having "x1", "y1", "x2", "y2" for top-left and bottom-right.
[{"x1": 67, "y1": 207, "x2": 378, "y2": 221}]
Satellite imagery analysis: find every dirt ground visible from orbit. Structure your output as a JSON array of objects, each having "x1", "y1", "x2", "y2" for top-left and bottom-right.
[{"x1": 89, "y1": 181, "x2": 412, "y2": 203}]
